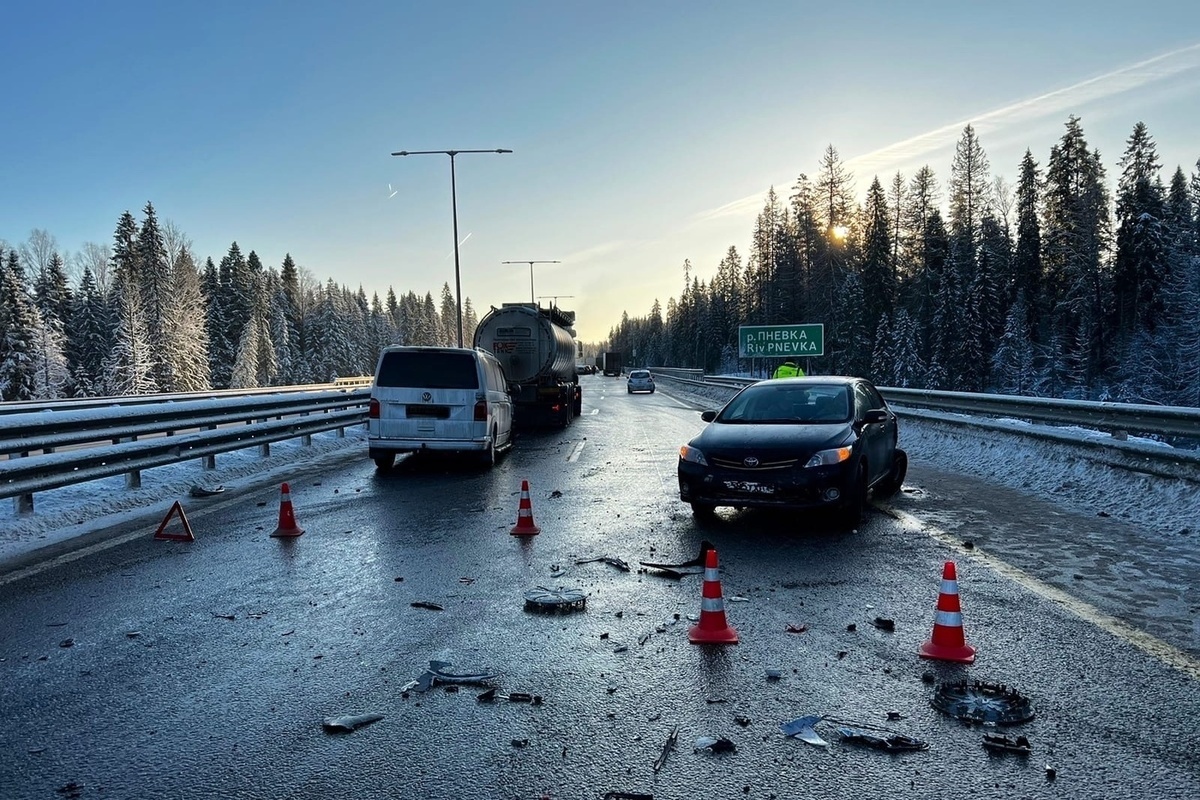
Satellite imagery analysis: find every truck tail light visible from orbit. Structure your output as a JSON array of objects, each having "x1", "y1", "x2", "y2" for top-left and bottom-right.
[
  {"x1": 369, "y1": 398, "x2": 380, "y2": 419},
  {"x1": 474, "y1": 400, "x2": 488, "y2": 421}
]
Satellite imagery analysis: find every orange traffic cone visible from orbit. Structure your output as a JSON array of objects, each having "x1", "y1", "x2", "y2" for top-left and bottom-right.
[
  {"x1": 688, "y1": 548, "x2": 739, "y2": 644},
  {"x1": 270, "y1": 482, "x2": 305, "y2": 538},
  {"x1": 510, "y1": 480, "x2": 541, "y2": 536},
  {"x1": 919, "y1": 561, "x2": 976, "y2": 663}
]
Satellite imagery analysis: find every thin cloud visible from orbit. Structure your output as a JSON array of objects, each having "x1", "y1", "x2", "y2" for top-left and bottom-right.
[
  {"x1": 563, "y1": 239, "x2": 632, "y2": 264},
  {"x1": 847, "y1": 40, "x2": 1200, "y2": 175},
  {"x1": 695, "y1": 41, "x2": 1200, "y2": 223}
]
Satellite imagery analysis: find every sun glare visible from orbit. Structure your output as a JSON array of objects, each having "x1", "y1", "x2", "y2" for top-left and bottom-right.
[{"x1": 832, "y1": 225, "x2": 849, "y2": 240}]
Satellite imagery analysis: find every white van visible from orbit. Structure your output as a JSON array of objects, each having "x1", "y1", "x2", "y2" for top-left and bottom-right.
[{"x1": 367, "y1": 346, "x2": 515, "y2": 469}]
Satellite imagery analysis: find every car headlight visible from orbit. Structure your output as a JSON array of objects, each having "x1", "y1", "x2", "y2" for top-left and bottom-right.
[
  {"x1": 804, "y1": 447, "x2": 852, "y2": 468},
  {"x1": 679, "y1": 444, "x2": 708, "y2": 466}
]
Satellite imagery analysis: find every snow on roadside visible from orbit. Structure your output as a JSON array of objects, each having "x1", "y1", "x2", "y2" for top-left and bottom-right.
[{"x1": 0, "y1": 428, "x2": 368, "y2": 564}]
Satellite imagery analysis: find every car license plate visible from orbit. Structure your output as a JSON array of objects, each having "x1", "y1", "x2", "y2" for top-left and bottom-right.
[{"x1": 724, "y1": 480, "x2": 775, "y2": 495}]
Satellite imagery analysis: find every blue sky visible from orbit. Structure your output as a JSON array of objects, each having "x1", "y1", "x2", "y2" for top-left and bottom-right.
[{"x1": 3, "y1": 1, "x2": 1200, "y2": 341}]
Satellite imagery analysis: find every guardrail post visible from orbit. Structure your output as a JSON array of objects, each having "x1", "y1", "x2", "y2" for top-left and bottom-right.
[
  {"x1": 259, "y1": 418, "x2": 271, "y2": 456},
  {"x1": 302, "y1": 411, "x2": 312, "y2": 446},
  {"x1": 203, "y1": 425, "x2": 217, "y2": 469},
  {"x1": 113, "y1": 435, "x2": 142, "y2": 489},
  {"x1": 13, "y1": 450, "x2": 34, "y2": 514}
]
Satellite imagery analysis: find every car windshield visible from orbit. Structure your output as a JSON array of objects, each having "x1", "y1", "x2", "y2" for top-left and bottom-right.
[{"x1": 717, "y1": 384, "x2": 850, "y2": 424}]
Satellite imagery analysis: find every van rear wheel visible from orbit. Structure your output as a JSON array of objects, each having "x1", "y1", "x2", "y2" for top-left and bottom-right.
[
  {"x1": 477, "y1": 433, "x2": 496, "y2": 468},
  {"x1": 373, "y1": 454, "x2": 395, "y2": 470}
]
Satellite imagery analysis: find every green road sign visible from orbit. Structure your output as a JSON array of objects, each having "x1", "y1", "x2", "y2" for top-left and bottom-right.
[{"x1": 738, "y1": 324, "x2": 824, "y2": 358}]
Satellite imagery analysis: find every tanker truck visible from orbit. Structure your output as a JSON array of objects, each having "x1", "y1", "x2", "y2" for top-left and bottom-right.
[{"x1": 473, "y1": 303, "x2": 581, "y2": 426}]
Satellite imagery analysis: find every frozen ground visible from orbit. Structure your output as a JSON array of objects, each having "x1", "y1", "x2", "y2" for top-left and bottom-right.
[{"x1": 2, "y1": 381, "x2": 1197, "y2": 567}]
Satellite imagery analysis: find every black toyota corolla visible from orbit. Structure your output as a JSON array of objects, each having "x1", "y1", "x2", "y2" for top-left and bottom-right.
[{"x1": 677, "y1": 376, "x2": 906, "y2": 527}]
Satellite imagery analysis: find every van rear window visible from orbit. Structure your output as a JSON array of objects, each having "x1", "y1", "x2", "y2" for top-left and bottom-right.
[{"x1": 376, "y1": 352, "x2": 479, "y2": 389}]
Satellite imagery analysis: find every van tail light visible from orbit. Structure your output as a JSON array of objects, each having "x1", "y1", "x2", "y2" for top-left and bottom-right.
[
  {"x1": 369, "y1": 398, "x2": 380, "y2": 419},
  {"x1": 474, "y1": 399, "x2": 488, "y2": 421}
]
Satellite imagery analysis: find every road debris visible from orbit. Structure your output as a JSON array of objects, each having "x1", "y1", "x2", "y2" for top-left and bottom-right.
[
  {"x1": 652, "y1": 725, "x2": 678, "y2": 772},
  {"x1": 983, "y1": 733, "x2": 1032, "y2": 754},
  {"x1": 524, "y1": 587, "x2": 588, "y2": 613},
  {"x1": 786, "y1": 623, "x2": 808, "y2": 634},
  {"x1": 189, "y1": 484, "x2": 225, "y2": 497},
  {"x1": 780, "y1": 715, "x2": 827, "y2": 747},
  {"x1": 410, "y1": 602, "x2": 445, "y2": 611},
  {"x1": 870, "y1": 617, "x2": 895, "y2": 632},
  {"x1": 734, "y1": 716, "x2": 751, "y2": 727},
  {"x1": 511, "y1": 738, "x2": 529, "y2": 747},
  {"x1": 765, "y1": 669, "x2": 783, "y2": 681},
  {"x1": 694, "y1": 736, "x2": 736, "y2": 753},
  {"x1": 931, "y1": 680, "x2": 1035, "y2": 725},
  {"x1": 603, "y1": 793, "x2": 653, "y2": 800},
  {"x1": 212, "y1": 614, "x2": 236, "y2": 621},
  {"x1": 458, "y1": 577, "x2": 475, "y2": 585},
  {"x1": 886, "y1": 711, "x2": 904, "y2": 721},
  {"x1": 322, "y1": 713, "x2": 384, "y2": 733},
  {"x1": 413, "y1": 660, "x2": 498, "y2": 692},
  {"x1": 837, "y1": 727, "x2": 929, "y2": 752},
  {"x1": 640, "y1": 540, "x2": 713, "y2": 572},
  {"x1": 575, "y1": 556, "x2": 631, "y2": 572},
  {"x1": 59, "y1": 639, "x2": 75, "y2": 648}
]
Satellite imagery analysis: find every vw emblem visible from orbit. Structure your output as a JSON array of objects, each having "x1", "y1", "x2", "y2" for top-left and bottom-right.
[
  {"x1": 422, "y1": 392, "x2": 432, "y2": 402},
  {"x1": 743, "y1": 456, "x2": 760, "y2": 468}
]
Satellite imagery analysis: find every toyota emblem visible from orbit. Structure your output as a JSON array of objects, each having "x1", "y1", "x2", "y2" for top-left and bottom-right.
[
  {"x1": 422, "y1": 392, "x2": 432, "y2": 402},
  {"x1": 743, "y1": 456, "x2": 760, "y2": 468}
]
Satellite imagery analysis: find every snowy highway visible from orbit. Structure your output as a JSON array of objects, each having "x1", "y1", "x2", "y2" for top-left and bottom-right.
[{"x1": 0, "y1": 374, "x2": 1197, "y2": 799}]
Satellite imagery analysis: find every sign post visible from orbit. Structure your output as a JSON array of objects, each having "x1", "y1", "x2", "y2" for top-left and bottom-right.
[{"x1": 738, "y1": 324, "x2": 824, "y2": 359}]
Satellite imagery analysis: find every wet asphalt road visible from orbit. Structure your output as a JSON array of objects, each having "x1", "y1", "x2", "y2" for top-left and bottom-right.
[{"x1": 0, "y1": 374, "x2": 1197, "y2": 800}]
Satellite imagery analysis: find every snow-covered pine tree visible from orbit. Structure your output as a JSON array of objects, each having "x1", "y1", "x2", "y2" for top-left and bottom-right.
[
  {"x1": 859, "y1": 177, "x2": 894, "y2": 337},
  {"x1": 137, "y1": 202, "x2": 174, "y2": 390},
  {"x1": 890, "y1": 309, "x2": 926, "y2": 388},
  {"x1": 439, "y1": 283, "x2": 457, "y2": 347},
  {"x1": 103, "y1": 270, "x2": 156, "y2": 396},
  {"x1": 0, "y1": 255, "x2": 39, "y2": 402},
  {"x1": 229, "y1": 313, "x2": 262, "y2": 388},
  {"x1": 991, "y1": 291, "x2": 1036, "y2": 395},
  {"x1": 29, "y1": 308, "x2": 69, "y2": 399},
  {"x1": 166, "y1": 247, "x2": 212, "y2": 391},
  {"x1": 64, "y1": 266, "x2": 109, "y2": 397},
  {"x1": 1113, "y1": 122, "x2": 1168, "y2": 340},
  {"x1": 1013, "y1": 150, "x2": 1043, "y2": 333}
]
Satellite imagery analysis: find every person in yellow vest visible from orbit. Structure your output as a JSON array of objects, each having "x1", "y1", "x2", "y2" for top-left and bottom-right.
[{"x1": 772, "y1": 360, "x2": 805, "y2": 379}]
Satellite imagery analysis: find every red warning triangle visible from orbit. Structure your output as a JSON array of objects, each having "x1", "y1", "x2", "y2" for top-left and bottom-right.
[{"x1": 154, "y1": 500, "x2": 195, "y2": 542}]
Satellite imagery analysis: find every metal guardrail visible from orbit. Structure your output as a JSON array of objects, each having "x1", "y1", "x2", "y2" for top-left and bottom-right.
[
  {"x1": 1, "y1": 388, "x2": 371, "y2": 511},
  {"x1": 0, "y1": 378, "x2": 372, "y2": 417},
  {"x1": 648, "y1": 370, "x2": 1200, "y2": 458}
]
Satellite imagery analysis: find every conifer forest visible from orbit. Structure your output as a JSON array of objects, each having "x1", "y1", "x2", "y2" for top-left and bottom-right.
[
  {"x1": 608, "y1": 117, "x2": 1200, "y2": 406},
  {"x1": 2, "y1": 116, "x2": 1198, "y2": 407}
]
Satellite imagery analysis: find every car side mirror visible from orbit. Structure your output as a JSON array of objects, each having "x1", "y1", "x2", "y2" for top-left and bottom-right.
[
  {"x1": 700, "y1": 410, "x2": 717, "y2": 422},
  {"x1": 860, "y1": 409, "x2": 888, "y2": 426}
]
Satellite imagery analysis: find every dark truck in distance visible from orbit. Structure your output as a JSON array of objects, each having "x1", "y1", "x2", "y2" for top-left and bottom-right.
[{"x1": 602, "y1": 351, "x2": 623, "y2": 376}]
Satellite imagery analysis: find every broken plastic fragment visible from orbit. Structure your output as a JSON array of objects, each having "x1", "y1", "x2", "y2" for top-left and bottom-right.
[
  {"x1": 871, "y1": 617, "x2": 895, "y2": 632},
  {"x1": 785, "y1": 623, "x2": 808, "y2": 634},
  {"x1": 781, "y1": 715, "x2": 827, "y2": 746},
  {"x1": 837, "y1": 727, "x2": 928, "y2": 751},
  {"x1": 189, "y1": 484, "x2": 225, "y2": 497},
  {"x1": 413, "y1": 660, "x2": 497, "y2": 692},
  {"x1": 765, "y1": 669, "x2": 783, "y2": 681},
  {"x1": 322, "y1": 713, "x2": 384, "y2": 733},
  {"x1": 410, "y1": 601, "x2": 444, "y2": 611},
  {"x1": 575, "y1": 556, "x2": 631, "y2": 572},
  {"x1": 693, "y1": 736, "x2": 736, "y2": 753},
  {"x1": 983, "y1": 733, "x2": 1032, "y2": 754},
  {"x1": 652, "y1": 725, "x2": 678, "y2": 772}
]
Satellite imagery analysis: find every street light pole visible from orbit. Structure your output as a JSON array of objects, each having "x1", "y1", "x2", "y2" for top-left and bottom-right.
[
  {"x1": 391, "y1": 148, "x2": 512, "y2": 347},
  {"x1": 502, "y1": 260, "x2": 561, "y2": 305}
]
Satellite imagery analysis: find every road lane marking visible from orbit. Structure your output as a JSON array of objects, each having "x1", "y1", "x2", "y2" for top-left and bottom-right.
[
  {"x1": 886, "y1": 507, "x2": 1200, "y2": 680},
  {"x1": 567, "y1": 440, "x2": 587, "y2": 462}
]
